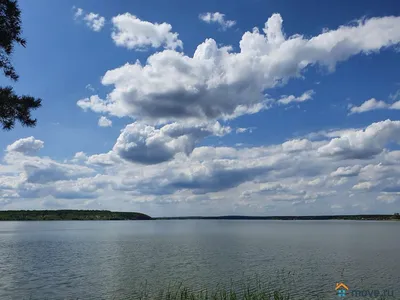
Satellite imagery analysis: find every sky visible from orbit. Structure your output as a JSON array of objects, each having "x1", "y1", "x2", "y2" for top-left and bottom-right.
[{"x1": 1, "y1": 0, "x2": 400, "y2": 217}]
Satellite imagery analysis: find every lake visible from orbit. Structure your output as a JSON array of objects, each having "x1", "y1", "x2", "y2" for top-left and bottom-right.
[{"x1": 0, "y1": 220, "x2": 398, "y2": 299}]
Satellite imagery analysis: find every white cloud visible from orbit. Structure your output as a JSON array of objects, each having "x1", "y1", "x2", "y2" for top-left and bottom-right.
[
  {"x1": 85, "y1": 84, "x2": 95, "y2": 92},
  {"x1": 305, "y1": 128, "x2": 364, "y2": 142},
  {"x1": 352, "y1": 181, "x2": 376, "y2": 190},
  {"x1": 6, "y1": 137, "x2": 44, "y2": 155},
  {"x1": 2, "y1": 119, "x2": 400, "y2": 214},
  {"x1": 389, "y1": 89, "x2": 400, "y2": 101},
  {"x1": 23, "y1": 161, "x2": 93, "y2": 184},
  {"x1": 236, "y1": 127, "x2": 256, "y2": 134},
  {"x1": 391, "y1": 101, "x2": 400, "y2": 110},
  {"x1": 281, "y1": 139, "x2": 312, "y2": 152},
  {"x1": 111, "y1": 13, "x2": 183, "y2": 50},
  {"x1": 317, "y1": 120, "x2": 400, "y2": 159},
  {"x1": 113, "y1": 121, "x2": 230, "y2": 164},
  {"x1": 72, "y1": 152, "x2": 88, "y2": 163},
  {"x1": 278, "y1": 90, "x2": 315, "y2": 105},
  {"x1": 330, "y1": 165, "x2": 362, "y2": 177},
  {"x1": 17, "y1": 175, "x2": 112, "y2": 200},
  {"x1": 87, "y1": 152, "x2": 120, "y2": 166},
  {"x1": 73, "y1": 6, "x2": 83, "y2": 19},
  {"x1": 98, "y1": 116, "x2": 112, "y2": 127},
  {"x1": 199, "y1": 12, "x2": 236, "y2": 30},
  {"x1": 77, "y1": 95, "x2": 115, "y2": 114},
  {"x1": 84, "y1": 12, "x2": 105, "y2": 32},
  {"x1": 78, "y1": 14, "x2": 400, "y2": 122},
  {"x1": 236, "y1": 128, "x2": 248, "y2": 133},
  {"x1": 73, "y1": 7, "x2": 105, "y2": 32},
  {"x1": 349, "y1": 98, "x2": 400, "y2": 114},
  {"x1": 377, "y1": 193, "x2": 400, "y2": 203},
  {"x1": 6, "y1": 12, "x2": 400, "y2": 214},
  {"x1": 3, "y1": 152, "x2": 94, "y2": 185}
]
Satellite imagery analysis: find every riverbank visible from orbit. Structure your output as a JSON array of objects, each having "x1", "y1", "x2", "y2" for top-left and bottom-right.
[
  {"x1": 0, "y1": 210, "x2": 399, "y2": 221},
  {"x1": 154, "y1": 214, "x2": 400, "y2": 221},
  {"x1": 0, "y1": 210, "x2": 151, "y2": 221}
]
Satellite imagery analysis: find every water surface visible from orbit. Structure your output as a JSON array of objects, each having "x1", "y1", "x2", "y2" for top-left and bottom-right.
[{"x1": 0, "y1": 220, "x2": 398, "y2": 299}]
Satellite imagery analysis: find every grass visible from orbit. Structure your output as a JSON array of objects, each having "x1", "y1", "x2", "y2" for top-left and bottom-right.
[
  {"x1": 134, "y1": 275, "x2": 308, "y2": 300},
  {"x1": 132, "y1": 278, "x2": 392, "y2": 300},
  {"x1": 23, "y1": 275, "x2": 393, "y2": 299},
  {"x1": 136, "y1": 283, "x2": 292, "y2": 300}
]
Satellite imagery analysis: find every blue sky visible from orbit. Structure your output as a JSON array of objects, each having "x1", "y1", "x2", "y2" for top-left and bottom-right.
[{"x1": 1, "y1": 0, "x2": 400, "y2": 216}]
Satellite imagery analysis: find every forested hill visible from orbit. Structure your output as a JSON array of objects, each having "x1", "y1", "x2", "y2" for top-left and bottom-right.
[
  {"x1": 0, "y1": 210, "x2": 152, "y2": 221},
  {"x1": 0, "y1": 211, "x2": 399, "y2": 221},
  {"x1": 155, "y1": 214, "x2": 400, "y2": 221}
]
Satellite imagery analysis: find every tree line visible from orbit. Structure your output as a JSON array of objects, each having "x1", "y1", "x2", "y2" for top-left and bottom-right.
[
  {"x1": 1, "y1": 0, "x2": 41, "y2": 130},
  {"x1": 0, "y1": 210, "x2": 152, "y2": 220}
]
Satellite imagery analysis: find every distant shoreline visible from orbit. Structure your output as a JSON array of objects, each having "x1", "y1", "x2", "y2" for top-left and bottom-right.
[
  {"x1": 154, "y1": 214, "x2": 400, "y2": 221},
  {"x1": 0, "y1": 210, "x2": 151, "y2": 221},
  {"x1": 0, "y1": 210, "x2": 399, "y2": 221}
]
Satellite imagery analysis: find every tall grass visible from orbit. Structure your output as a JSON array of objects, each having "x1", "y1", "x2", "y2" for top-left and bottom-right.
[
  {"x1": 136, "y1": 282, "x2": 291, "y2": 300},
  {"x1": 134, "y1": 278, "x2": 390, "y2": 300},
  {"x1": 134, "y1": 276, "x2": 302, "y2": 300},
  {"x1": 23, "y1": 275, "x2": 391, "y2": 299}
]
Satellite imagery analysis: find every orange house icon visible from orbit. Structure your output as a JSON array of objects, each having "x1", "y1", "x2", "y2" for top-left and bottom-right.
[{"x1": 336, "y1": 283, "x2": 349, "y2": 290}]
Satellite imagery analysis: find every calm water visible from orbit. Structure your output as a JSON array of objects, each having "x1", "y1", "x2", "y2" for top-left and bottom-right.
[{"x1": 0, "y1": 220, "x2": 399, "y2": 299}]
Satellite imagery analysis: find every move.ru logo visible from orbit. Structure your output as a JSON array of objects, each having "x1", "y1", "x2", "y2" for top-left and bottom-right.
[
  {"x1": 336, "y1": 282, "x2": 349, "y2": 297},
  {"x1": 335, "y1": 282, "x2": 395, "y2": 298}
]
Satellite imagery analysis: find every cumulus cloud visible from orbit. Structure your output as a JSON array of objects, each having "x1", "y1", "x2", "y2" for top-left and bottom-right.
[
  {"x1": 87, "y1": 152, "x2": 121, "y2": 166},
  {"x1": 84, "y1": 12, "x2": 105, "y2": 32},
  {"x1": 330, "y1": 165, "x2": 362, "y2": 177},
  {"x1": 77, "y1": 95, "x2": 114, "y2": 114},
  {"x1": 352, "y1": 181, "x2": 377, "y2": 190},
  {"x1": 199, "y1": 12, "x2": 236, "y2": 30},
  {"x1": 389, "y1": 89, "x2": 400, "y2": 102},
  {"x1": 67, "y1": 12, "x2": 400, "y2": 216},
  {"x1": 113, "y1": 121, "x2": 230, "y2": 164},
  {"x1": 281, "y1": 139, "x2": 313, "y2": 152},
  {"x1": 116, "y1": 139, "x2": 330, "y2": 196},
  {"x1": 166, "y1": 164, "x2": 267, "y2": 194},
  {"x1": 6, "y1": 137, "x2": 44, "y2": 155},
  {"x1": 116, "y1": 146, "x2": 287, "y2": 195},
  {"x1": 78, "y1": 14, "x2": 400, "y2": 122},
  {"x1": 98, "y1": 116, "x2": 112, "y2": 127},
  {"x1": 242, "y1": 180, "x2": 337, "y2": 204},
  {"x1": 377, "y1": 193, "x2": 400, "y2": 203},
  {"x1": 2, "y1": 155, "x2": 93, "y2": 189},
  {"x1": 72, "y1": 152, "x2": 88, "y2": 163},
  {"x1": 236, "y1": 128, "x2": 248, "y2": 134},
  {"x1": 17, "y1": 175, "x2": 112, "y2": 200},
  {"x1": 73, "y1": 7, "x2": 105, "y2": 32},
  {"x1": 73, "y1": 6, "x2": 83, "y2": 19},
  {"x1": 22, "y1": 159, "x2": 94, "y2": 184},
  {"x1": 236, "y1": 127, "x2": 256, "y2": 134},
  {"x1": 111, "y1": 13, "x2": 183, "y2": 50},
  {"x1": 317, "y1": 120, "x2": 400, "y2": 159},
  {"x1": 3, "y1": 139, "x2": 94, "y2": 186},
  {"x1": 358, "y1": 163, "x2": 400, "y2": 182},
  {"x1": 2, "y1": 118, "x2": 400, "y2": 213},
  {"x1": 349, "y1": 98, "x2": 400, "y2": 114},
  {"x1": 278, "y1": 90, "x2": 315, "y2": 105}
]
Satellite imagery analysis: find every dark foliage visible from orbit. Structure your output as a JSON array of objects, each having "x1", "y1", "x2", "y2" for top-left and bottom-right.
[
  {"x1": 0, "y1": 0, "x2": 42, "y2": 130},
  {"x1": 0, "y1": 86, "x2": 41, "y2": 129},
  {"x1": 0, "y1": 210, "x2": 152, "y2": 220},
  {"x1": 155, "y1": 214, "x2": 400, "y2": 221},
  {"x1": 0, "y1": 0, "x2": 25, "y2": 80}
]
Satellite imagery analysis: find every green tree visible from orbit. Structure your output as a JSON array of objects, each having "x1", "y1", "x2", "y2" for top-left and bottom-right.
[{"x1": 0, "y1": 0, "x2": 41, "y2": 130}]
